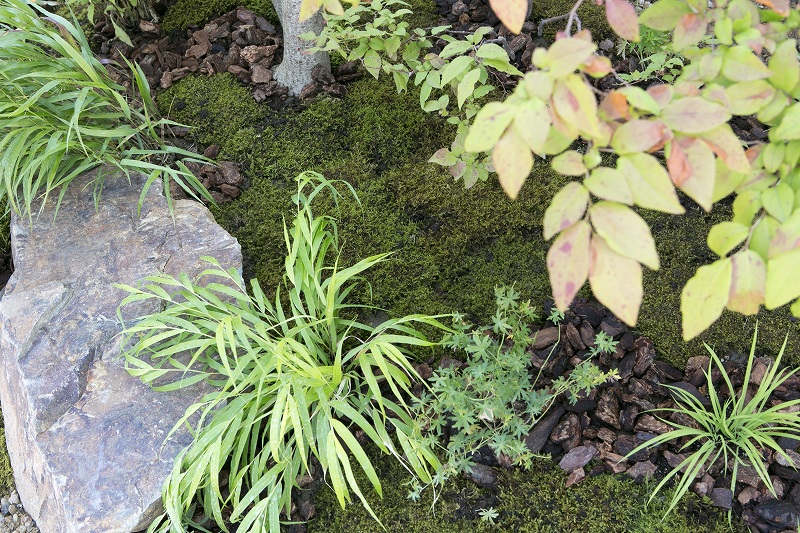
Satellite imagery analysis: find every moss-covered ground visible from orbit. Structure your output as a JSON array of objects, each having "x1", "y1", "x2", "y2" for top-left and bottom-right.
[
  {"x1": 148, "y1": 3, "x2": 800, "y2": 526},
  {"x1": 308, "y1": 449, "x2": 743, "y2": 533},
  {"x1": 153, "y1": 61, "x2": 760, "y2": 533}
]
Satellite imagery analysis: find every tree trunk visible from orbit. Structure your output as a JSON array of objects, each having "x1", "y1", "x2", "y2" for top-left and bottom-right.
[{"x1": 271, "y1": 0, "x2": 331, "y2": 96}]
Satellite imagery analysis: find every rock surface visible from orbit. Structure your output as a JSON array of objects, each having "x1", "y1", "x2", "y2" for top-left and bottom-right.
[{"x1": 0, "y1": 169, "x2": 241, "y2": 533}]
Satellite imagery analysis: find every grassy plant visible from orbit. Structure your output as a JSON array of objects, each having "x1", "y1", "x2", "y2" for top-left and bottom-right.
[
  {"x1": 0, "y1": 0, "x2": 210, "y2": 218},
  {"x1": 627, "y1": 326, "x2": 800, "y2": 520},
  {"x1": 64, "y1": 0, "x2": 158, "y2": 45},
  {"x1": 117, "y1": 172, "x2": 448, "y2": 532}
]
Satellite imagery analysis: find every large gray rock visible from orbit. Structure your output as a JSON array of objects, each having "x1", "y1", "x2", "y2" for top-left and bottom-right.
[{"x1": 0, "y1": 169, "x2": 241, "y2": 532}]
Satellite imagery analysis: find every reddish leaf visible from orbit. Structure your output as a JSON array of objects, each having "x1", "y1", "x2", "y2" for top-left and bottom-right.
[
  {"x1": 582, "y1": 55, "x2": 613, "y2": 78},
  {"x1": 646, "y1": 84, "x2": 674, "y2": 110},
  {"x1": 724, "y1": 80, "x2": 775, "y2": 116},
  {"x1": 589, "y1": 234, "x2": 643, "y2": 326},
  {"x1": 661, "y1": 97, "x2": 731, "y2": 134},
  {"x1": 675, "y1": 137, "x2": 716, "y2": 211},
  {"x1": 754, "y1": 0, "x2": 790, "y2": 16},
  {"x1": 488, "y1": 0, "x2": 527, "y2": 34},
  {"x1": 698, "y1": 125, "x2": 750, "y2": 175},
  {"x1": 610, "y1": 119, "x2": 672, "y2": 154},
  {"x1": 548, "y1": 220, "x2": 591, "y2": 311},
  {"x1": 768, "y1": 211, "x2": 800, "y2": 258},
  {"x1": 728, "y1": 250, "x2": 766, "y2": 315},
  {"x1": 605, "y1": 0, "x2": 639, "y2": 42},
  {"x1": 673, "y1": 13, "x2": 707, "y2": 51},
  {"x1": 599, "y1": 91, "x2": 631, "y2": 121},
  {"x1": 666, "y1": 141, "x2": 691, "y2": 187}
]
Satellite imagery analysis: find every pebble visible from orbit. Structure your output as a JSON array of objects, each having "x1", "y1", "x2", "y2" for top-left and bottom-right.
[{"x1": 0, "y1": 490, "x2": 36, "y2": 533}]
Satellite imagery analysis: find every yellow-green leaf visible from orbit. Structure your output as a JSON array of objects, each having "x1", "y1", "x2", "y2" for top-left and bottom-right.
[
  {"x1": 707, "y1": 221, "x2": 749, "y2": 257},
  {"x1": 551, "y1": 150, "x2": 587, "y2": 176},
  {"x1": 727, "y1": 250, "x2": 765, "y2": 315},
  {"x1": 765, "y1": 247, "x2": 800, "y2": 308},
  {"x1": 590, "y1": 201, "x2": 660, "y2": 270},
  {"x1": 465, "y1": 102, "x2": 514, "y2": 152},
  {"x1": 772, "y1": 103, "x2": 800, "y2": 141},
  {"x1": 617, "y1": 86, "x2": 661, "y2": 115},
  {"x1": 512, "y1": 99, "x2": 550, "y2": 154},
  {"x1": 681, "y1": 258, "x2": 733, "y2": 340},
  {"x1": 722, "y1": 45, "x2": 772, "y2": 82},
  {"x1": 524, "y1": 71, "x2": 554, "y2": 101},
  {"x1": 547, "y1": 220, "x2": 591, "y2": 310},
  {"x1": 769, "y1": 40, "x2": 800, "y2": 93},
  {"x1": 457, "y1": 68, "x2": 481, "y2": 108},
  {"x1": 618, "y1": 153, "x2": 685, "y2": 214},
  {"x1": 751, "y1": 215, "x2": 779, "y2": 260},
  {"x1": 364, "y1": 49, "x2": 382, "y2": 79},
  {"x1": 493, "y1": 129, "x2": 532, "y2": 199},
  {"x1": 553, "y1": 74, "x2": 602, "y2": 140},
  {"x1": 761, "y1": 183, "x2": 794, "y2": 222},
  {"x1": 299, "y1": 0, "x2": 323, "y2": 21},
  {"x1": 768, "y1": 210, "x2": 800, "y2": 258},
  {"x1": 732, "y1": 190, "x2": 762, "y2": 225},
  {"x1": 585, "y1": 167, "x2": 634, "y2": 204},
  {"x1": 589, "y1": 234, "x2": 642, "y2": 326},
  {"x1": 488, "y1": 0, "x2": 527, "y2": 34},
  {"x1": 712, "y1": 161, "x2": 747, "y2": 202},
  {"x1": 638, "y1": 0, "x2": 692, "y2": 31},
  {"x1": 724, "y1": 80, "x2": 776, "y2": 116},
  {"x1": 542, "y1": 39, "x2": 598, "y2": 79},
  {"x1": 543, "y1": 182, "x2": 589, "y2": 240},
  {"x1": 661, "y1": 97, "x2": 732, "y2": 134}
]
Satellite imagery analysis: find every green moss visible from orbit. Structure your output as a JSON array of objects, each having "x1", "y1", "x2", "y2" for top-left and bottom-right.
[
  {"x1": 0, "y1": 428, "x2": 12, "y2": 493},
  {"x1": 638, "y1": 202, "x2": 800, "y2": 369},
  {"x1": 156, "y1": 53, "x2": 800, "y2": 370},
  {"x1": 530, "y1": 0, "x2": 615, "y2": 43},
  {"x1": 402, "y1": 0, "x2": 442, "y2": 32},
  {"x1": 161, "y1": 0, "x2": 278, "y2": 32},
  {"x1": 307, "y1": 451, "x2": 744, "y2": 533}
]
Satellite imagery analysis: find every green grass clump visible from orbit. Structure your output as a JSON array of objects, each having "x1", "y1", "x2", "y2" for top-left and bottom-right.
[
  {"x1": 309, "y1": 451, "x2": 744, "y2": 533},
  {"x1": 161, "y1": 0, "x2": 278, "y2": 31},
  {"x1": 0, "y1": 0, "x2": 210, "y2": 217}
]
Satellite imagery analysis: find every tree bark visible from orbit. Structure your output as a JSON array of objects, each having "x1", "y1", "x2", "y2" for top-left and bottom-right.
[{"x1": 271, "y1": 0, "x2": 331, "y2": 96}]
